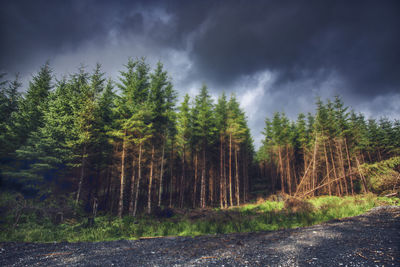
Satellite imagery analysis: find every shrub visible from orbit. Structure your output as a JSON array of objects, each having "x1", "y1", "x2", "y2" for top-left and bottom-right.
[
  {"x1": 284, "y1": 197, "x2": 315, "y2": 213},
  {"x1": 361, "y1": 156, "x2": 400, "y2": 194}
]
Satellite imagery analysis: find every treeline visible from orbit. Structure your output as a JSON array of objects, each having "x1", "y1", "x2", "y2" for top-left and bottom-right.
[
  {"x1": 0, "y1": 59, "x2": 254, "y2": 217},
  {"x1": 257, "y1": 97, "x2": 400, "y2": 197}
]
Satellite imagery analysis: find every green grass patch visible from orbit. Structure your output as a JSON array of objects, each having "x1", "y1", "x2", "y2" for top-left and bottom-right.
[{"x1": 1, "y1": 194, "x2": 398, "y2": 243}]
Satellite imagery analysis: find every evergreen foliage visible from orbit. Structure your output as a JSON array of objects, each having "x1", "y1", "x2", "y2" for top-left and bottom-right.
[
  {"x1": 258, "y1": 97, "x2": 400, "y2": 197},
  {"x1": 1, "y1": 59, "x2": 398, "y2": 225}
]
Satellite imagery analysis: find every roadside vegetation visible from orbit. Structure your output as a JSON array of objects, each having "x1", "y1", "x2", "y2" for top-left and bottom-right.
[{"x1": 1, "y1": 193, "x2": 398, "y2": 243}]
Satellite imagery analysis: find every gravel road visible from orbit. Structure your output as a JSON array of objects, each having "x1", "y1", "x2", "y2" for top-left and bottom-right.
[{"x1": 1, "y1": 206, "x2": 399, "y2": 266}]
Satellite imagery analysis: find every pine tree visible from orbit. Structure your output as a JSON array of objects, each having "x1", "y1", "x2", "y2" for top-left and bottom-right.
[
  {"x1": 71, "y1": 66, "x2": 106, "y2": 205},
  {"x1": 226, "y1": 95, "x2": 246, "y2": 205},
  {"x1": 127, "y1": 103, "x2": 153, "y2": 216},
  {"x1": 114, "y1": 58, "x2": 151, "y2": 217},
  {"x1": 0, "y1": 74, "x2": 22, "y2": 160},
  {"x1": 176, "y1": 94, "x2": 191, "y2": 208},
  {"x1": 215, "y1": 93, "x2": 228, "y2": 208},
  {"x1": 14, "y1": 78, "x2": 75, "y2": 193},
  {"x1": 147, "y1": 62, "x2": 175, "y2": 213},
  {"x1": 14, "y1": 63, "x2": 52, "y2": 145},
  {"x1": 192, "y1": 85, "x2": 215, "y2": 208}
]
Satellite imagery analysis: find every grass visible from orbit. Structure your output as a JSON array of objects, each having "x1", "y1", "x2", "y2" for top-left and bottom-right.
[{"x1": 0, "y1": 193, "x2": 398, "y2": 243}]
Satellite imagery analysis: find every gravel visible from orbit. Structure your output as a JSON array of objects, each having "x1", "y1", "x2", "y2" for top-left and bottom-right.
[{"x1": 1, "y1": 206, "x2": 399, "y2": 266}]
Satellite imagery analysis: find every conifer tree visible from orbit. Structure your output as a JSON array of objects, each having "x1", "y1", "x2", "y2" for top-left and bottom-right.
[
  {"x1": 215, "y1": 93, "x2": 228, "y2": 208},
  {"x1": 14, "y1": 78, "x2": 75, "y2": 193},
  {"x1": 114, "y1": 58, "x2": 150, "y2": 217},
  {"x1": 192, "y1": 85, "x2": 215, "y2": 208},
  {"x1": 176, "y1": 94, "x2": 191, "y2": 208},
  {"x1": 0, "y1": 75, "x2": 22, "y2": 160},
  {"x1": 14, "y1": 63, "x2": 52, "y2": 145},
  {"x1": 147, "y1": 62, "x2": 170, "y2": 213},
  {"x1": 226, "y1": 95, "x2": 246, "y2": 205}
]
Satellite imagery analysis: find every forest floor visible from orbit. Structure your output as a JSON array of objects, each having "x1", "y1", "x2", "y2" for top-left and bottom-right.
[{"x1": 1, "y1": 205, "x2": 399, "y2": 267}]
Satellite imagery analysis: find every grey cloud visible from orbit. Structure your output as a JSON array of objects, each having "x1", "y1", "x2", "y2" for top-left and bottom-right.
[
  {"x1": 188, "y1": 0, "x2": 400, "y2": 97},
  {"x1": 1, "y1": 0, "x2": 399, "y2": 149}
]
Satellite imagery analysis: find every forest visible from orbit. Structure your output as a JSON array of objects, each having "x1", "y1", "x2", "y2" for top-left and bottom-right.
[
  {"x1": 0, "y1": 59, "x2": 399, "y2": 228},
  {"x1": 0, "y1": 59, "x2": 254, "y2": 219},
  {"x1": 257, "y1": 97, "x2": 400, "y2": 198}
]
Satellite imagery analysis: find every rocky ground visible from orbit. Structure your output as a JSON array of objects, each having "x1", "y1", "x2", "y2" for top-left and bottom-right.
[{"x1": 1, "y1": 206, "x2": 399, "y2": 266}]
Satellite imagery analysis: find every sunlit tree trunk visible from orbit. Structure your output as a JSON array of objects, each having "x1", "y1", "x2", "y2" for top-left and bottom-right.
[
  {"x1": 200, "y1": 147, "x2": 206, "y2": 208},
  {"x1": 158, "y1": 138, "x2": 165, "y2": 207},
  {"x1": 235, "y1": 145, "x2": 240, "y2": 206},
  {"x1": 286, "y1": 145, "x2": 292, "y2": 196},
  {"x1": 223, "y1": 144, "x2": 227, "y2": 208},
  {"x1": 128, "y1": 157, "x2": 136, "y2": 215},
  {"x1": 133, "y1": 142, "x2": 142, "y2": 217},
  {"x1": 118, "y1": 132, "x2": 127, "y2": 218},
  {"x1": 229, "y1": 133, "x2": 233, "y2": 206},
  {"x1": 355, "y1": 155, "x2": 368, "y2": 194},
  {"x1": 220, "y1": 135, "x2": 224, "y2": 208},
  {"x1": 344, "y1": 138, "x2": 354, "y2": 195},
  {"x1": 337, "y1": 140, "x2": 348, "y2": 195},
  {"x1": 329, "y1": 141, "x2": 341, "y2": 196},
  {"x1": 147, "y1": 145, "x2": 155, "y2": 214},
  {"x1": 323, "y1": 141, "x2": 332, "y2": 196},
  {"x1": 311, "y1": 136, "x2": 318, "y2": 196}
]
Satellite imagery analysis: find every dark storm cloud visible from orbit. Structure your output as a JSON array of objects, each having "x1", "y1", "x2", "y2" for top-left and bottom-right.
[
  {"x1": 0, "y1": 0, "x2": 133, "y2": 70},
  {"x1": 1, "y1": 0, "x2": 399, "y2": 147},
  {"x1": 185, "y1": 0, "x2": 400, "y2": 96},
  {"x1": 3, "y1": 0, "x2": 398, "y2": 96},
  {"x1": 1, "y1": 1, "x2": 95, "y2": 60}
]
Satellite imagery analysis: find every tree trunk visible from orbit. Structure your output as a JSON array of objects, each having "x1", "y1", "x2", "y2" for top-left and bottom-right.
[
  {"x1": 337, "y1": 140, "x2": 348, "y2": 195},
  {"x1": 180, "y1": 144, "x2": 185, "y2": 208},
  {"x1": 128, "y1": 157, "x2": 136, "y2": 215},
  {"x1": 279, "y1": 146, "x2": 285, "y2": 194},
  {"x1": 311, "y1": 137, "x2": 318, "y2": 196},
  {"x1": 329, "y1": 141, "x2": 341, "y2": 196},
  {"x1": 242, "y1": 150, "x2": 247, "y2": 203},
  {"x1": 104, "y1": 164, "x2": 112, "y2": 211},
  {"x1": 118, "y1": 133, "x2": 127, "y2": 218},
  {"x1": 235, "y1": 145, "x2": 240, "y2": 206},
  {"x1": 303, "y1": 149, "x2": 308, "y2": 193},
  {"x1": 147, "y1": 145, "x2": 155, "y2": 214},
  {"x1": 158, "y1": 138, "x2": 165, "y2": 207},
  {"x1": 169, "y1": 143, "x2": 174, "y2": 208},
  {"x1": 344, "y1": 138, "x2": 355, "y2": 195},
  {"x1": 355, "y1": 155, "x2": 369, "y2": 194},
  {"x1": 133, "y1": 142, "x2": 142, "y2": 217},
  {"x1": 223, "y1": 143, "x2": 227, "y2": 208},
  {"x1": 201, "y1": 147, "x2": 206, "y2": 208},
  {"x1": 323, "y1": 141, "x2": 332, "y2": 195},
  {"x1": 367, "y1": 151, "x2": 372, "y2": 162},
  {"x1": 193, "y1": 152, "x2": 198, "y2": 208},
  {"x1": 209, "y1": 163, "x2": 214, "y2": 205},
  {"x1": 220, "y1": 135, "x2": 224, "y2": 208},
  {"x1": 286, "y1": 145, "x2": 292, "y2": 196},
  {"x1": 229, "y1": 133, "x2": 233, "y2": 206},
  {"x1": 105, "y1": 144, "x2": 118, "y2": 212},
  {"x1": 75, "y1": 144, "x2": 87, "y2": 205}
]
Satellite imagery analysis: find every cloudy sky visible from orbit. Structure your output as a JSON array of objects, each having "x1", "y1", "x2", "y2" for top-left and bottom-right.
[{"x1": 1, "y1": 0, "x2": 399, "y2": 148}]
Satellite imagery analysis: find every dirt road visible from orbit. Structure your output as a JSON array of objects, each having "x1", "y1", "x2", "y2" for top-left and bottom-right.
[{"x1": 1, "y1": 206, "x2": 399, "y2": 266}]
